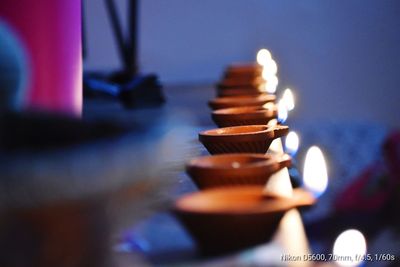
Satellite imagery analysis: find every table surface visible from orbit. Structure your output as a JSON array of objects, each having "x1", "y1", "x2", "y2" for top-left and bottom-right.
[
  {"x1": 82, "y1": 84, "x2": 314, "y2": 267},
  {"x1": 0, "y1": 83, "x2": 398, "y2": 267},
  {"x1": 83, "y1": 85, "x2": 400, "y2": 267}
]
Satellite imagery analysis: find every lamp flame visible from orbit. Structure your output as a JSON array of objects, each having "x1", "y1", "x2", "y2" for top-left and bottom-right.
[
  {"x1": 261, "y1": 59, "x2": 278, "y2": 78},
  {"x1": 277, "y1": 99, "x2": 288, "y2": 123},
  {"x1": 285, "y1": 131, "x2": 299, "y2": 156},
  {"x1": 265, "y1": 75, "x2": 279, "y2": 94},
  {"x1": 303, "y1": 146, "x2": 328, "y2": 197},
  {"x1": 256, "y1": 49, "x2": 272, "y2": 66},
  {"x1": 281, "y1": 88, "x2": 295, "y2": 111},
  {"x1": 333, "y1": 229, "x2": 367, "y2": 267}
]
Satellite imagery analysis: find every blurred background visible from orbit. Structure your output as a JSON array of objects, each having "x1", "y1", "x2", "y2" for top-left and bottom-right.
[
  {"x1": 85, "y1": 0, "x2": 400, "y2": 127},
  {"x1": 1, "y1": 1, "x2": 400, "y2": 266}
]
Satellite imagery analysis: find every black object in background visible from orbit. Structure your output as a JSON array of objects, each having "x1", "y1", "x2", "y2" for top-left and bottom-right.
[
  {"x1": 83, "y1": 72, "x2": 165, "y2": 108},
  {"x1": 83, "y1": 0, "x2": 165, "y2": 108}
]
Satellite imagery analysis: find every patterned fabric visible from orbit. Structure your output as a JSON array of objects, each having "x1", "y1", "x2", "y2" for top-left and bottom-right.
[
  {"x1": 290, "y1": 119, "x2": 389, "y2": 221},
  {"x1": 335, "y1": 131, "x2": 400, "y2": 212}
]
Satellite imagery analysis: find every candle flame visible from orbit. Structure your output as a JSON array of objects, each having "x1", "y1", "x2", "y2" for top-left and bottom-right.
[
  {"x1": 282, "y1": 88, "x2": 295, "y2": 111},
  {"x1": 231, "y1": 162, "x2": 241, "y2": 168},
  {"x1": 256, "y1": 49, "x2": 272, "y2": 66},
  {"x1": 303, "y1": 146, "x2": 328, "y2": 197},
  {"x1": 277, "y1": 99, "x2": 288, "y2": 123},
  {"x1": 261, "y1": 59, "x2": 278, "y2": 78},
  {"x1": 262, "y1": 102, "x2": 275, "y2": 110},
  {"x1": 265, "y1": 75, "x2": 279, "y2": 94},
  {"x1": 258, "y1": 49, "x2": 278, "y2": 94},
  {"x1": 285, "y1": 131, "x2": 299, "y2": 156},
  {"x1": 333, "y1": 229, "x2": 367, "y2": 267},
  {"x1": 261, "y1": 68, "x2": 270, "y2": 80}
]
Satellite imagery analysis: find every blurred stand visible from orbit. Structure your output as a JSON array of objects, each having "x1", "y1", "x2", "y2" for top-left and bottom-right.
[{"x1": 83, "y1": 0, "x2": 165, "y2": 108}]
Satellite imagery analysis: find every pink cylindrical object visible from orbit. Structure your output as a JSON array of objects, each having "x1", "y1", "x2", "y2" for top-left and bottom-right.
[{"x1": 0, "y1": 0, "x2": 82, "y2": 117}]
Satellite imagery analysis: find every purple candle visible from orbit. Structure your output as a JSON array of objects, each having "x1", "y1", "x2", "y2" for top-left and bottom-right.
[{"x1": 0, "y1": 0, "x2": 82, "y2": 117}]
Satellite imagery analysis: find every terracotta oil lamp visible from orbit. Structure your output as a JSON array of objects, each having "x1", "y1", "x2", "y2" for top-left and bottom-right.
[
  {"x1": 216, "y1": 86, "x2": 267, "y2": 97},
  {"x1": 199, "y1": 125, "x2": 289, "y2": 155},
  {"x1": 217, "y1": 77, "x2": 264, "y2": 91},
  {"x1": 223, "y1": 74, "x2": 261, "y2": 85},
  {"x1": 221, "y1": 73, "x2": 263, "y2": 87},
  {"x1": 208, "y1": 94, "x2": 275, "y2": 110},
  {"x1": 224, "y1": 63, "x2": 262, "y2": 79},
  {"x1": 186, "y1": 153, "x2": 291, "y2": 190},
  {"x1": 173, "y1": 186, "x2": 315, "y2": 255},
  {"x1": 211, "y1": 105, "x2": 277, "y2": 128}
]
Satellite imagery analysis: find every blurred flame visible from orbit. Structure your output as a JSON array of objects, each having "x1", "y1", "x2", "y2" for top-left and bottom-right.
[
  {"x1": 285, "y1": 131, "x2": 299, "y2": 155},
  {"x1": 282, "y1": 88, "x2": 295, "y2": 111},
  {"x1": 263, "y1": 102, "x2": 274, "y2": 109},
  {"x1": 261, "y1": 59, "x2": 278, "y2": 78},
  {"x1": 261, "y1": 68, "x2": 270, "y2": 80},
  {"x1": 231, "y1": 162, "x2": 241, "y2": 168},
  {"x1": 256, "y1": 49, "x2": 272, "y2": 66},
  {"x1": 303, "y1": 146, "x2": 328, "y2": 197},
  {"x1": 333, "y1": 229, "x2": 367, "y2": 267},
  {"x1": 265, "y1": 75, "x2": 279, "y2": 94},
  {"x1": 268, "y1": 138, "x2": 282, "y2": 153},
  {"x1": 258, "y1": 83, "x2": 266, "y2": 92},
  {"x1": 277, "y1": 99, "x2": 288, "y2": 123},
  {"x1": 258, "y1": 49, "x2": 278, "y2": 94}
]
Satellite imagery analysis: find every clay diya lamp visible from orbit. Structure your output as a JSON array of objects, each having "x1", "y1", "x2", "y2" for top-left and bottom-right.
[
  {"x1": 186, "y1": 153, "x2": 291, "y2": 190},
  {"x1": 222, "y1": 75, "x2": 260, "y2": 85},
  {"x1": 217, "y1": 87, "x2": 266, "y2": 97},
  {"x1": 216, "y1": 81, "x2": 271, "y2": 97},
  {"x1": 222, "y1": 71, "x2": 262, "y2": 85},
  {"x1": 217, "y1": 76, "x2": 264, "y2": 90},
  {"x1": 224, "y1": 63, "x2": 262, "y2": 79},
  {"x1": 225, "y1": 71, "x2": 260, "y2": 78},
  {"x1": 173, "y1": 186, "x2": 315, "y2": 255},
  {"x1": 199, "y1": 125, "x2": 289, "y2": 155},
  {"x1": 208, "y1": 94, "x2": 276, "y2": 110},
  {"x1": 211, "y1": 105, "x2": 277, "y2": 128}
]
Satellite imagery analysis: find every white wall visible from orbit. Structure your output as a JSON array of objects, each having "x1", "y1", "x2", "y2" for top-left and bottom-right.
[{"x1": 84, "y1": 0, "x2": 400, "y2": 126}]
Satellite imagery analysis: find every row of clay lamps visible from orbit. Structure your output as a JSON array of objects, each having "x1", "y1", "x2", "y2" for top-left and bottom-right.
[
  {"x1": 217, "y1": 64, "x2": 264, "y2": 96},
  {"x1": 173, "y1": 63, "x2": 315, "y2": 256},
  {"x1": 210, "y1": 64, "x2": 277, "y2": 128}
]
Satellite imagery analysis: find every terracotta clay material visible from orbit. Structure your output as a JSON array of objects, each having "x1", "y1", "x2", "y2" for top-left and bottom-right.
[
  {"x1": 217, "y1": 77, "x2": 264, "y2": 90},
  {"x1": 173, "y1": 186, "x2": 315, "y2": 255},
  {"x1": 186, "y1": 153, "x2": 292, "y2": 189},
  {"x1": 220, "y1": 75, "x2": 265, "y2": 87},
  {"x1": 217, "y1": 87, "x2": 266, "y2": 97},
  {"x1": 211, "y1": 105, "x2": 277, "y2": 127},
  {"x1": 221, "y1": 74, "x2": 261, "y2": 85},
  {"x1": 225, "y1": 64, "x2": 262, "y2": 77},
  {"x1": 208, "y1": 94, "x2": 276, "y2": 110},
  {"x1": 199, "y1": 125, "x2": 289, "y2": 154}
]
